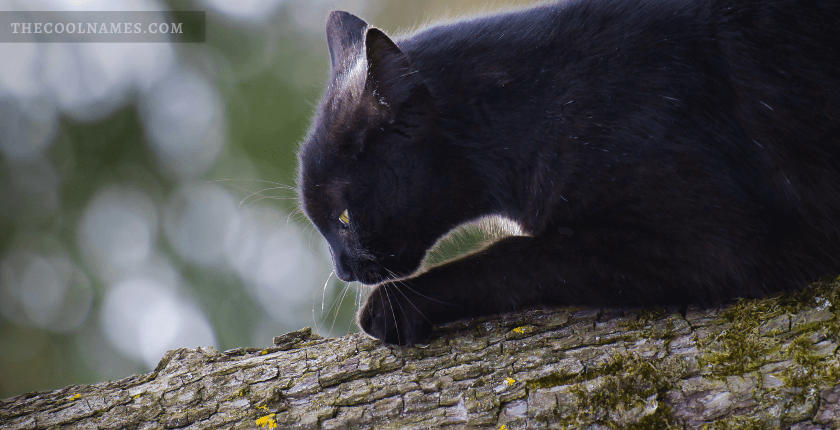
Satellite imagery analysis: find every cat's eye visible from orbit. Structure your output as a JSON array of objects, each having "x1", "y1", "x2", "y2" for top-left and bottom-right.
[{"x1": 338, "y1": 209, "x2": 350, "y2": 227}]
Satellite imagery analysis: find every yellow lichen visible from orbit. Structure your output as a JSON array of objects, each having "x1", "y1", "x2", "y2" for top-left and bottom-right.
[
  {"x1": 69, "y1": 393, "x2": 81, "y2": 400},
  {"x1": 226, "y1": 386, "x2": 249, "y2": 400},
  {"x1": 256, "y1": 413, "x2": 278, "y2": 429},
  {"x1": 505, "y1": 377, "x2": 516, "y2": 385},
  {"x1": 512, "y1": 326, "x2": 527, "y2": 334}
]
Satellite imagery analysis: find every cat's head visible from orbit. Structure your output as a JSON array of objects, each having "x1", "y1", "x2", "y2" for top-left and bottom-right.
[{"x1": 298, "y1": 12, "x2": 469, "y2": 285}]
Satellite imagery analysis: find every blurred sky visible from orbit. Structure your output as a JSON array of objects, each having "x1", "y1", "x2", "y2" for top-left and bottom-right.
[{"x1": 0, "y1": 0, "x2": 540, "y2": 398}]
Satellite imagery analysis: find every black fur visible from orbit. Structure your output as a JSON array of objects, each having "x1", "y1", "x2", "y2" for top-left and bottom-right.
[{"x1": 298, "y1": 0, "x2": 840, "y2": 345}]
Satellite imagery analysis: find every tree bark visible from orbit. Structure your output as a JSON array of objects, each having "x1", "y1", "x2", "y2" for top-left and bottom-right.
[{"x1": 2, "y1": 278, "x2": 840, "y2": 429}]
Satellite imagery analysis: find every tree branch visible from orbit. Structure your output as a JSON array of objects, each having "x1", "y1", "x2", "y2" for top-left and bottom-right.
[{"x1": 3, "y1": 278, "x2": 840, "y2": 429}]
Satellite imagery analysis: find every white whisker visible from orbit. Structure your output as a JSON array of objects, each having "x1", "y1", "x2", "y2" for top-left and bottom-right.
[
  {"x1": 382, "y1": 284, "x2": 400, "y2": 344},
  {"x1": 390, "y1": 279, "x2": 432, "y2": 325}
]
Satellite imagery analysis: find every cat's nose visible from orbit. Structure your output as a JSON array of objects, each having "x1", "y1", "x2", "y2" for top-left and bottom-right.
[
  {"x1": 334, "y1": 264, "x2": 355, "y2": 282},
  {"x1": 329, "y1": 246, "x2": 356, "y2": 282}
]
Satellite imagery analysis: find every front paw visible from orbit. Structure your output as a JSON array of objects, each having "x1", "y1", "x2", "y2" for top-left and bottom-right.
[{"x1": 358, "y1": 283, "x2": 433, "y2": 346}]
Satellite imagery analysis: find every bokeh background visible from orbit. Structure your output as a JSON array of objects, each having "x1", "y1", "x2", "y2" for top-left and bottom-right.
[{"x1": 0, "y1": 0, "x2": 539, "y2": 399}]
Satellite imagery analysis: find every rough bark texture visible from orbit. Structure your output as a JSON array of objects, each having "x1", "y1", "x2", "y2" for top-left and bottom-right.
[{"x1": 3, "y1": 278, "x2": 840, "y2": 430}]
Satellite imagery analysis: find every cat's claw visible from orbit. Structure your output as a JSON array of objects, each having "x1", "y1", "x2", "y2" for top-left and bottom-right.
[{"x1": 358, "y1": 283, "x2": 433, "y2": 346}]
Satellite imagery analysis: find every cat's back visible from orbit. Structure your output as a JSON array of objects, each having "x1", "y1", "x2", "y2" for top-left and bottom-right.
[
  {"x1": 385, "y1": 0, "x2": 840, "y2": 234},
  {"x1": 714, "y1": 0, "x2": 840, "y2": 127},
  {"x1": 393, "y1": 0, "x2": 840, "y2": 159},
  {"x1": 393, "y1": 0, "x2": 706, "y2": 71},
  {"x1": 711, "y1": 0, "x2": 840, "y2": 221},
  {"x1": 393, "y1": 0, "x2": 839, "y2": 91}
]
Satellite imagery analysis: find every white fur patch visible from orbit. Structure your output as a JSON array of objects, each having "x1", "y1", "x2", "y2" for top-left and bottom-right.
[{"x1": 335, "y1": 53, "x2": 368, "y2": 103}]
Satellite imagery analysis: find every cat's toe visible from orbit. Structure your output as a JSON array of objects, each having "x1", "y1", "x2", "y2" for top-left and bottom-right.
[{"x1": 358, "y1": 284, "x2": 432, "y2": 346}]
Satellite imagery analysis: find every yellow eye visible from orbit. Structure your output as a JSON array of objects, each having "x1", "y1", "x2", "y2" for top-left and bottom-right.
[{"x1": 339, "y1": 209, "x2": 349, "y2": 226}]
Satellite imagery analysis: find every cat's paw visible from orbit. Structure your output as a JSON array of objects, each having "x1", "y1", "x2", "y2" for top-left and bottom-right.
[{"x1": 358, "y1": 283, "x2": 433, "y2": 346}]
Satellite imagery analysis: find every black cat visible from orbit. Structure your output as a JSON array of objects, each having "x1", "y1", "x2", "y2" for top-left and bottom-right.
[{"x1": 298, "y1": 0, "x2": 840, "y2": 345}]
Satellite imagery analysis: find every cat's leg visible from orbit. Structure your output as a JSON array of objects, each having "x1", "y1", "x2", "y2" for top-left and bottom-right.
[{"x1": 358, "y1": 227, "x2": 728, "y2": 345}]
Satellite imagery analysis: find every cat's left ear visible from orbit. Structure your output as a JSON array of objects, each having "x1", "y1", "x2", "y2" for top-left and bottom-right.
[
  {"x1": 326, "y1": 11, "x2": 368, "y2": 75},
  {"x1": 364, "y1": 28, "x2": 429, "y2": 109}
]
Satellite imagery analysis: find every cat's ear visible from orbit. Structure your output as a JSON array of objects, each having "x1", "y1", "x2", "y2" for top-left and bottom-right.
[
  {"x1": 326, "y1": 11, "x2": 368, "y2": 75},
  {"x1": 365, "y1": 28, "x2": 426, "y2": 108}
]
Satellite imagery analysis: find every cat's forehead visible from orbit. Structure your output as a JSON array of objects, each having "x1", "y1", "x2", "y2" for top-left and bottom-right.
[
  {"x1": 299, "y1": 131, "x2": 343, "y2": 184},
  {"x1": 298, "y1": 139, "x2": 347, "y2": 224},
  {"x1": 299, "y1": 116, "x2": 359, "y2": 194}
]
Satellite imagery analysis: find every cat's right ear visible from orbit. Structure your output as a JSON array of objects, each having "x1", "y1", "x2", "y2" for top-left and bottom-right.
[
  {"x1": 326, "y1": 11, "x2": 368, "y2": 75},
  {"x1": 365, "y1": 28, "x2": 431, "y2": 111}
]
